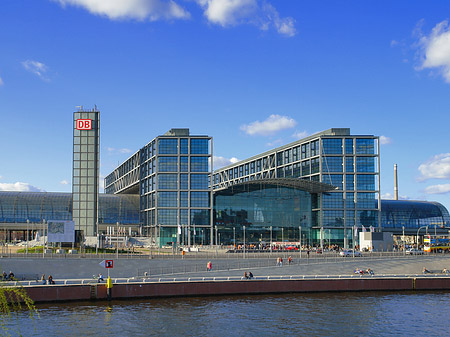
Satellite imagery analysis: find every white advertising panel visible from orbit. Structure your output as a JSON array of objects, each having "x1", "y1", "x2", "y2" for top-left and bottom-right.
[{"x1": 47, "y1": 220, "x2": 75, "y2": 243}]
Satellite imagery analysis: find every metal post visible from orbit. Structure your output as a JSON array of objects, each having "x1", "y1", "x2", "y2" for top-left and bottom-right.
[
  {"x1": 116, "y1": 222, "x2": 119, "y2": 259},
  {"x1": 215, "y1": 225, "x2": 218, "y2": 246},
  {"x1": 42, "y1": 219, "x2": 46, "y2": 258},
  {"x1": 233, "y1": 227, "x2": 236, "y2": 250},
  {"x1": 270, "y1": 226, "x2": 272, "y2": 253},
  {"x1": 158, "y1": 224, "x2": 161, "y2": 255},
  {"x1": 243, "y1": 225, "x2": 246, "y2": 259},
  {"x1": 299, "y1": 226, "x2": 301, "y2": 259},
  {"x1": 26, "y1": 219, "x2": 29, "y2": 255},
  {"x1": 402, "y1": 226, "x2": 405, "y2": 255}
]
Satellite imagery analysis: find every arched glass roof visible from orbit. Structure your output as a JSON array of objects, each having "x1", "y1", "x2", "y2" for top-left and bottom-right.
[
  {"x1": 214, "y1": 178, "x2": 336, "y2": 195},
  {"x1": 0, "y1": 192, "x2": 139, "y2": 224}
]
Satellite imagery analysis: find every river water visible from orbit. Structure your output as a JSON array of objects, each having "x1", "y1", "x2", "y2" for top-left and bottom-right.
[{"x1": 8, "y1": 291, "x2": 450, "y2": 336}]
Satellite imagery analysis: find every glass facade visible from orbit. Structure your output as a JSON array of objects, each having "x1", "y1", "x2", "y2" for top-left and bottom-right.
[
  {"x1": 73, "y1": 109, "x2": 100, "y2": 236},
  {"x1": 213, "y1": 128, "x2": 380, "y2": 247},
  {"x1": 106, "y1": 129, "x2": 212, "y2": 246},
  {"x1": 0, "y1": 192, "x2": 139, "y2": 225},
  {"x1": 214, "y1": 184, "x2": 312, "y2": 245}
]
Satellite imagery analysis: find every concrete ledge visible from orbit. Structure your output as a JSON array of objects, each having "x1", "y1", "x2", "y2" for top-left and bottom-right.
[{"x1": 20, "y1": 276, "x2": 450, "y2": 303}]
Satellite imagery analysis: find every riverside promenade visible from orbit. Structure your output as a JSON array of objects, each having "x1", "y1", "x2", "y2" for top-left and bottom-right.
[{"x1": 3, "y1": 251, "x2": 450, "y2": 303}]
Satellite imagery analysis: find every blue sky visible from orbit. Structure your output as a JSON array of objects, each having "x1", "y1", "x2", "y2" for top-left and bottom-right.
[{"x1": 1, "y1": 0, "x2": 450, "y2": 210}]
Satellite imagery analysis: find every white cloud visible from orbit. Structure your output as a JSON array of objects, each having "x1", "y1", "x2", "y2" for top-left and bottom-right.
[
  {"x1": 196, "y1": 0, "x2": 296, "y2": 36},
  {"x1": 424, "y1": 184, "x2": 450, "y2": 195},
  {"x1": 381, "y1": 192, "x2": 410, "y2": 200},
  {"x1": 22, "y1": 60, "x2": 49, "y2": 81},
  {"x1": 381, "y1": 192, "x2": 394, "y2": 200},
  {"x1": 0, "y1": 75, "x2": 3, "y2": 86},
  {"x1": 379, "y1": 135, "x2": 391, "y2": 145},
  {"x1": 107, "y1": 147, "x2": 132, "y2": 154},
  {"x1": 292, "y1": 130, "x2": 308, "y2": 140},
  {"x1": 0, "y1": 182, "x2": 45, "y2": 192},
  {"x1": 240, "y1": 114, "x2": 297, "y2": 136},
  {"x1": 60, "y1": 180, "x2": 69, "y2": 185},
  {"x1": 54, "y1": 0, "x2": 190, "y2": 21},
  {"x1": 416, "y1": 20, "x2": 450, "y2": 82},
  {"x1": 418, "y1": 153, "x2": 450, "y2": 180},
  {"x1": 213, "y1": 155, "x2": 239, "y2": 169}
]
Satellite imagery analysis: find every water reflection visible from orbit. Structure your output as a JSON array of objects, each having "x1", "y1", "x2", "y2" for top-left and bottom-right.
[{"x1": 11, "y1": 291, "x2": 450, "y2": 336}]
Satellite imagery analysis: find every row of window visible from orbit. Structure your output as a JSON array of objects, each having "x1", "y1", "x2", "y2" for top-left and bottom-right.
[
  {"x1": 157, "y1": 191, "x2": 210, "y2": 208},
  {"x1": 158, "y1": 138, "x2": 210, "y2": 155},
  {"x1": 140, "y1": 174, "x2": 210, "y2": 195},
  {"x1": 322, "y1": 192, "x2": 378, "y2": 209},
  {"x1": 140, "y1": 208, "x2": 211, "y2": 226},
  {"x1": 158, "y1": 156, "x2": 209, "y2": 173},
  {"x1": 214, "y1": 156, "x2": 375, "y2": 185}
]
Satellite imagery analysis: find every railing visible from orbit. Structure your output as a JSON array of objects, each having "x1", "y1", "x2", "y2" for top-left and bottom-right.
[{"x1": 4, "y1": 272, "x2": 449, "y2": 287}]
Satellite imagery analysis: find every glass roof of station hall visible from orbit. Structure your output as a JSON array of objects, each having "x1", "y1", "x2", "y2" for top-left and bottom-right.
[{"x1": 214, "y1": 178, "x2": 337, "y2": 195}]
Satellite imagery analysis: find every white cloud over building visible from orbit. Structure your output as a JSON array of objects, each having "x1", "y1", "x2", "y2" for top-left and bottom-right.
[{"x1": 240, "y1": 114, "x2": 297, "y2": 136}]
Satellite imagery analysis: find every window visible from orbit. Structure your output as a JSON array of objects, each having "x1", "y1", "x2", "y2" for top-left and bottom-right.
[
  {"x1": 190, "y1": 192, "x2": 210, "y2": 207},
  {"x1": 180, "y1": 192, "x2": 188, "y2": 207},
  {"x1": 158, "y1": 157, "x2": 178, "y2": 172},
  {"x1": 357, "y1": 175, "x2": 375, "y2": 191},
  {"x1": 158, "y1": 209, "x2": 177, "y2": 225},
  {"x1": 322, "y1": 174, "x2": 343, "y2": 189},
  {"x1": 322, "y1": 157, "x2": 343, "y2": 173},
  {"x1": 356, "y1": 157, "x2": 375, "y2": 173},
  {"x1": 345, "y1": 139, "x2": 354, "y2": 154},
  {"x1": 345, "y1": 157, "x2": 354, "y2": 173},
  {"x1": 180, "y1": 174, "x2": 188, "y2": 189},
  {"x1": 190, "y1": 139, "x2": 209, "y2": 154},
  {"x1": 157, "y1": 191, "x2": 177, "y2": 207},
  {"x1": 346, "y1": 174, "x2": 354, "y2": 190},
  {"x1": 311, "y1": 158, "x2": 320, "y2": 174},
  {"x1": 158, "y1": 174, "x2": 178, "y2": 190},
  {"x1": 322, "y1": 139, "x2": 342, "y2": 155},
  {"x1": 190, "y1": 174, "x2": 209, "y2": 189},
  {"x1": 180, "y1": 157, "x2": 188, "y2": 172},
  {"x1": 355, "y1": 139, "x2": 374, "y2": 155},
  {"x1": 301, "y1": 160, "x2": 310, "y2": 176},
  {"x1": 180, "y1": 138, "x2": 188, "y2": 154},
  {"x1": 322, "y1": 193, "x2": 343, "y2": 208},
  {"x1": 346, "y1": 193, "x2": 355, "y2": 209},
  {"x1": 357, "y1": 193, "x2": 377, "y2": 209},
  {"x1": 277, "y1": 152, "x2": 283, "y2": 166},
  {"x1": 190, "y1": 157, "x2": 208, "y2": 172},
  {"x1": 158, "y1": 138, "x2": 178, "y2": 154}
]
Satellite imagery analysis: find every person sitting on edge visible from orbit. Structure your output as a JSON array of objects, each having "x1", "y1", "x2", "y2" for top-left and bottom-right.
[
  {"x1": 423, "y1": 267, "x2": 431, "y2": 274},
  {"x1": 2, "y1": 271, "x2": 6, "y2": 281},
  {"x1": 8, "y1": 271, "x2": 15, "y2": 280},
  {"x1": 244, "y1": 272, "x2": 248, "y2": 279},
  {"x1": 41, "y1": 274, "x2": 46, "y2": 284},
  {"x1": 248, "y1": 271, "x2": 254, "y2": 279},
  {"x1": 48, "y1": 275, "x2": 55, "y2": 285},
  {"x1": 98, "y1": 273, "x2": 104, "y2": 283}
]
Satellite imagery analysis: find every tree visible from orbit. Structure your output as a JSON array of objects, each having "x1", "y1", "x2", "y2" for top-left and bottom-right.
[{"x1": 0, "y1": 280, "x2": 38, "y2": 336}]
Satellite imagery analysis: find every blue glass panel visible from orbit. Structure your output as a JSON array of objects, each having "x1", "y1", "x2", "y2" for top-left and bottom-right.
[{"x1": 158, "y1": 138, "x2": 178, "y2": 154}]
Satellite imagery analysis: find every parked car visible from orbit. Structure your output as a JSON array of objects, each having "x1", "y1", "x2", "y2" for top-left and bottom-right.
[
  {"x1": 339, "y1": 249, "x2": 362, "y2": 257},
  {"x1": 406, "y1": 248, "x2": 424, "y2": 255}
]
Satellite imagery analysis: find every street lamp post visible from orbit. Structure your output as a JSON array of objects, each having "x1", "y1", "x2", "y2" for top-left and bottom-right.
[
  {"x1": 233, "y1": 227, "x2": 236, "y2": 250},
  {"x1": 402, "y1": 226, "x2": 405, "y2": 255},
  {"x1": 299, "y1": 226, "x2": 301, "y2": 259},
  {"x1": 116, "y1": 222, "x2": 119, "y2": 259},
  {"x1": 42, "y1": 219, "x2": 46, "y2": 258},
  {"x1": 26, "y1": 219, "x2": 29, "y2": 256},
  {"x1": 416, "y1": 225, "x2": 428, "y2": 250},
  {"x1": 243, "y1": 225, "x2": 246, "y2": 259},
  {"x1": 270, "y1": 226, "x2": 273, "y2": 253}
]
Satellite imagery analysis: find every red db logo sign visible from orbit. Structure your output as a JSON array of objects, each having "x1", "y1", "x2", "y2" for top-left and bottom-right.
[{"x1": 76, "y1": 119, "x2": 92, "y2": 130}]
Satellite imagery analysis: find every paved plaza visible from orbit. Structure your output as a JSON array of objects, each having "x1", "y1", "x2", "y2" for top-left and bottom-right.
[{"x1": 1, "y1": 251, "x2": 450, "y2": 281}]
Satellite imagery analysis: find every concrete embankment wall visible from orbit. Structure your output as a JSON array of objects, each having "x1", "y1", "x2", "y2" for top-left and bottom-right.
[{"x1": 23, "y1": 277, "x2": 450, "y2": 303}]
